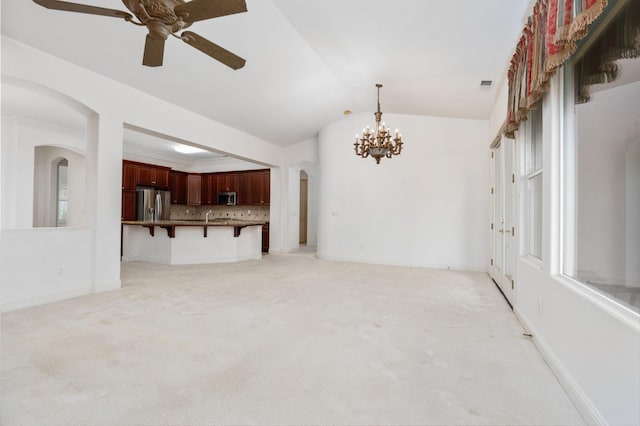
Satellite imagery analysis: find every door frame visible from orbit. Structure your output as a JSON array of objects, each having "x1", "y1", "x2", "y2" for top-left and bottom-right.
[{"x1": 490, "y1": 134, "x2": 517, "y2": 306}]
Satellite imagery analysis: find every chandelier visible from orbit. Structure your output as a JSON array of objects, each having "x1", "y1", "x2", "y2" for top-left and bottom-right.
[{"x1": 354, "y1": 83, "x2": 403, "y2": 164}]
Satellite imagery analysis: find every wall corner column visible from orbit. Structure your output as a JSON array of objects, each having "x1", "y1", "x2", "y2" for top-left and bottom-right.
[{"x1": 86, "y1": 113, "x2": 123, "y2": 292}]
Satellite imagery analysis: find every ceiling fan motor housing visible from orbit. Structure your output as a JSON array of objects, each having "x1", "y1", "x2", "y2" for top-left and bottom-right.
[{"x1": 122, "y1": 0, "x2": 190, "y2": 39}]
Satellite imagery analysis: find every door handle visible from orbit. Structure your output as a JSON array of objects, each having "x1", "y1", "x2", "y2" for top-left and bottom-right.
[{"x1": 498, "y1": 228, "x2": 515, "y2": 236}]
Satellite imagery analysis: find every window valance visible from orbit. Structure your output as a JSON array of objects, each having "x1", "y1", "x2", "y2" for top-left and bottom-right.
[{"x1": 505, "y1": 0, "x2": 608, "y2": 138}]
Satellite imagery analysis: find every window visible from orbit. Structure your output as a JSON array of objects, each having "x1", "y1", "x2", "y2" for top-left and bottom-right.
[
  {"x1": 525, "y1": 103, "x2": 543, "y2": 260},
  {"x1": 56, "y1": 158, "x2": 68, "y2": 227},
  {"x1": 562, "y1": 1, "x2": 640, "y2": 313}
]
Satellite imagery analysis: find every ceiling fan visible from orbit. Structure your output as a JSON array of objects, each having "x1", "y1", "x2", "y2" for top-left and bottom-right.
[{"x1": 32, "y1": 0, "x2": 247, "y2": 69}]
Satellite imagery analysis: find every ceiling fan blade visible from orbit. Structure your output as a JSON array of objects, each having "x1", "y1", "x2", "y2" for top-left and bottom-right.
[
  {"x1": 174, "y1": 0, "x2": 247, "y2": 23},
  {"x1": 181, "y1": 31, "x2": 245, "y2": 70},
  {"x1": 142, "y1": 35, "x2": 165, "y2": 67},
  {"x1": 32, "y1": 0, "x2": 132, "y2": 20}
]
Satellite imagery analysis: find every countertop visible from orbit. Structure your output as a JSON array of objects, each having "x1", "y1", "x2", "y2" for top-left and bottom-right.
[{"x1": 122, "y1": 219, "x2": 267, "y2": 227}]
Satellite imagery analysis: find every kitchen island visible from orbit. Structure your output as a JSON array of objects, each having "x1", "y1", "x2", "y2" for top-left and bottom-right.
[{"x1": 121, "y1": 219, "x2": 267, "y2": 265}]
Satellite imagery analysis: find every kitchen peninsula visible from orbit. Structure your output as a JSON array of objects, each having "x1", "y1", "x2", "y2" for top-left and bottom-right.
[{"x1": 122, "y1": 218, "x2": 267, "y2": 265}]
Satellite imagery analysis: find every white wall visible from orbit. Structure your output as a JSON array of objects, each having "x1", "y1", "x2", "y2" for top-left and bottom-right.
[
  {"x1": 0, "y1": 227, "x2": 93, "y2": 311},
  {"x1": 317, "y1": 113, "x2": 489, "y2": 271},
  {"x1": 510, "y1": 73, "x2": 640, "y2": 426}
]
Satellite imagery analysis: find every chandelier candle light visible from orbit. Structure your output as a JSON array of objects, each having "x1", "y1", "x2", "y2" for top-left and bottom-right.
[{"x1": 354, "y1": 83, "x2": 403, "y2": 164}]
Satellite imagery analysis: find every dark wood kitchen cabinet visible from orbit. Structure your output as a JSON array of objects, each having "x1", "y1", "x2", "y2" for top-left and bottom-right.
[
  {"x1": 191, "y1": 170, "x2": 271, "y2": 206},
  {"x1": 122, "y1": 161, "x2": 137, "y2": 191},
  {"x1": 200, "y1": 173, "x2": 217, "y2": 205},
  {"x1": 237, "y1": 172, "x2": 251, "y2": 205},
  {"x1": 261, "y1": 170, "x2": 270, "y2": 204},
  {"x1": 219, "y1": 173, "x2": 239, "y2": 193},
  {"x1": 170, "y1": 171, "x2": 202, "y2": 205},
  {"x1": 237, "y1": 169, "x2": 270, "y2": 205},
  {"x1": 121, "y1": 190, "x2": 136, "y2": 220},
  {"x1": 135, "y1": 162, "x2": 170, "y2": 188},
  {"x1": 201, "y1": 172, "x2": 238, "y2": 205},
  {"x1": 187, "y1": 174, "x2": 202, "y2": 205},
  {"x1": 249, "y1": 169, "x2": 270, "y2": 205},
  {"x1": 262, "y1": 223, "x2": 269, "y2": 253},
  {"x1": 169, "y1": 171, "x2": 188, "y2": 204},
  {"x1": 123, "y1": 160, "x2": 170, "y2": 189}
]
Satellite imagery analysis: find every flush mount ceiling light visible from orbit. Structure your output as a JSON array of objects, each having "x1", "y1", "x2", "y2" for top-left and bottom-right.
[
  {"x1": 354, "y1": 84, "x2": 403, "y2": 165},
  {"x1": 174, "y1": 145, "x2": 206, "y2": 154}
]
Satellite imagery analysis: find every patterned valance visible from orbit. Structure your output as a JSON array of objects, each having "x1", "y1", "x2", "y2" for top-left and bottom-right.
[{"x1": 505, "y1": 0, "x2": 608, "y2": 138}]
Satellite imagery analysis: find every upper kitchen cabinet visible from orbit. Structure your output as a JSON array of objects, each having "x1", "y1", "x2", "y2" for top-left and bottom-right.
[
  {"x1": 187, "y1": 174, "x2": 202, "y2": 206},
  {"x1": 123, "y1": 160, "x2": 171, "y2": 189},
  {"x1": 219, "y1": 173, "x2": 239, "y2": 193},
  {"x1": 169, "y1": 170, "x2": 188, "y2": 204},
  {"x1": 237, "y1": 173, "x2": 251, "y2": 205},
  {"x1": 122, "y1": 161, "x2": 137, "y2": 190},
  {"x1": 246, "y1": 169, "x2": 270, "y2": 205},
  {"x1": 201, "y1": 173, "x2": 217, "y2": 205},
  {"x1": 136, "y1": 163, "x2": 170, "y2": 188},
  {"x1": 170, "y1": 171, "x2": 202, "y2": 205}
]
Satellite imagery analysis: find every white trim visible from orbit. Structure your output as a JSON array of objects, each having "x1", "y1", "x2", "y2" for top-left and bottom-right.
[
  {"x1": 514, "y1": 307, "x2": 607, "y2": 426},
  {"x1": 316, "y1": 254, "x2": 489, "y2": 273},
  {"x1": 553, "y1": 273, "x2": 640, "y2": 331},
  {"x1": 526, "y1": 168, "x2": 543, "y2": 179},
  {"x1": 522, "y1": 255, "x2": 543, "y2": 271},
  {"x1": 1, "y1": 287, "x2": 92, "y2": 313}
]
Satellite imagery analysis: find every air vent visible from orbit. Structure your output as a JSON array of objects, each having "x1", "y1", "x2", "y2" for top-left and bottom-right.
[{"x1": 480, "y1": 80, "x2": 493, "y2": 87}]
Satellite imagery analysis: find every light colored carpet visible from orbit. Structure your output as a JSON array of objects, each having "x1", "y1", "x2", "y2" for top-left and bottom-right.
[{"x1": 1, "y1": 252, "x2": 584, "y2": 425}]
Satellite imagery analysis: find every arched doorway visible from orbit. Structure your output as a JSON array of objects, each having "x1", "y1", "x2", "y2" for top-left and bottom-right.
[
  {"x1": 55, "y1": 158, "x2": 69, "y2": 227},
  {"x1": 299, "y1": 170, "x2": 308, "y2": 245}
]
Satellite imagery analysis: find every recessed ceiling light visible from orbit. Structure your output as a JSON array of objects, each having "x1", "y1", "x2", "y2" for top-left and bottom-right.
[{"x1": 174, "y1": 145, "x2": 206, "y2": 154}]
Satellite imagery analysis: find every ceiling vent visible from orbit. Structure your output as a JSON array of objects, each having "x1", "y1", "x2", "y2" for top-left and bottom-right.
[{"x1": 480, "y1": 80, "x2": 493, "y2": 90}]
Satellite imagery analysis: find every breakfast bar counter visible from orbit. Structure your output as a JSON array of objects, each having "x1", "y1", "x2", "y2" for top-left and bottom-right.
[{"x1": 121, "y1": 219, "x2": 267, "y2": 265}]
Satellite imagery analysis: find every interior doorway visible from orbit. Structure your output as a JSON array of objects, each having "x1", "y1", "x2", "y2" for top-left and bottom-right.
[
  {"x1": 490, "y1": 136, "x2": 516, "y2": 306},
  {"x1": 299, "y1": 171, "x2": 308, "y2": 245}
]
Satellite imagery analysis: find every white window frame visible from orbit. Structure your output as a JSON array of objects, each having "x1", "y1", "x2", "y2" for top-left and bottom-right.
[{"x1": 522, "y1": 101, "x2": 544, "y2": 266}]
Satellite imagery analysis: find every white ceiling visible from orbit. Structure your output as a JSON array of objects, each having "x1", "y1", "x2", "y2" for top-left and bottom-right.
[{"x1": 1, "y1": 0, "x2": 531, "y2": 146}]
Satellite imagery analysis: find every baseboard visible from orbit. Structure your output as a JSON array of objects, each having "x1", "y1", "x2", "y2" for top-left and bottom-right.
[
  {"x1": 1, "y1": 287, "x2": 92, "y2": 313},
  {"x1": 94, "y1": 280, "x2": 122, "y2": 293},
  {"x1": 316, "y1": 253, "x2": 488, "y2": 273},
  {"x1": 513, "y1": 308, "x2": 607, "y2": 426}
]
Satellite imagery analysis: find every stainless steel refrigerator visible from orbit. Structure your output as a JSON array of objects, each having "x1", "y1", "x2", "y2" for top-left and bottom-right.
[{"x1": 136, "y1": 188, "x2": 171, "y2": 222}]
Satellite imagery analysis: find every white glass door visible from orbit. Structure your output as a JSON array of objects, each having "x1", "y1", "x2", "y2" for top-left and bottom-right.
[{"x1": 490, "y1": 137, "x2": 516, "y2": 306}]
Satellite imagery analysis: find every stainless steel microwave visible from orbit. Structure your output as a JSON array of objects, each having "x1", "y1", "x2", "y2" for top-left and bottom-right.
[{"x1": 217, "y1": 192, "x2": 237, "y2": 206}]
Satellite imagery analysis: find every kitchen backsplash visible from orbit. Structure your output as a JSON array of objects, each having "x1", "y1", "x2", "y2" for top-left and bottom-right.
[{"x1": 170, "y1": 204, "x2": 270, "y2": 221}]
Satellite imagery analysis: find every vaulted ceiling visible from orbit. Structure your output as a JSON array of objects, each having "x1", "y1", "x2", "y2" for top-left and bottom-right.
[{"x1": 1, "y1": 0, "x2": 530, "y2": 146}]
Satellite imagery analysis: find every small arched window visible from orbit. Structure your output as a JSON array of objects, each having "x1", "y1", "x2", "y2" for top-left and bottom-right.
[{"x1": 56, "y1": 158, "x2": 69, "y2": 227}]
